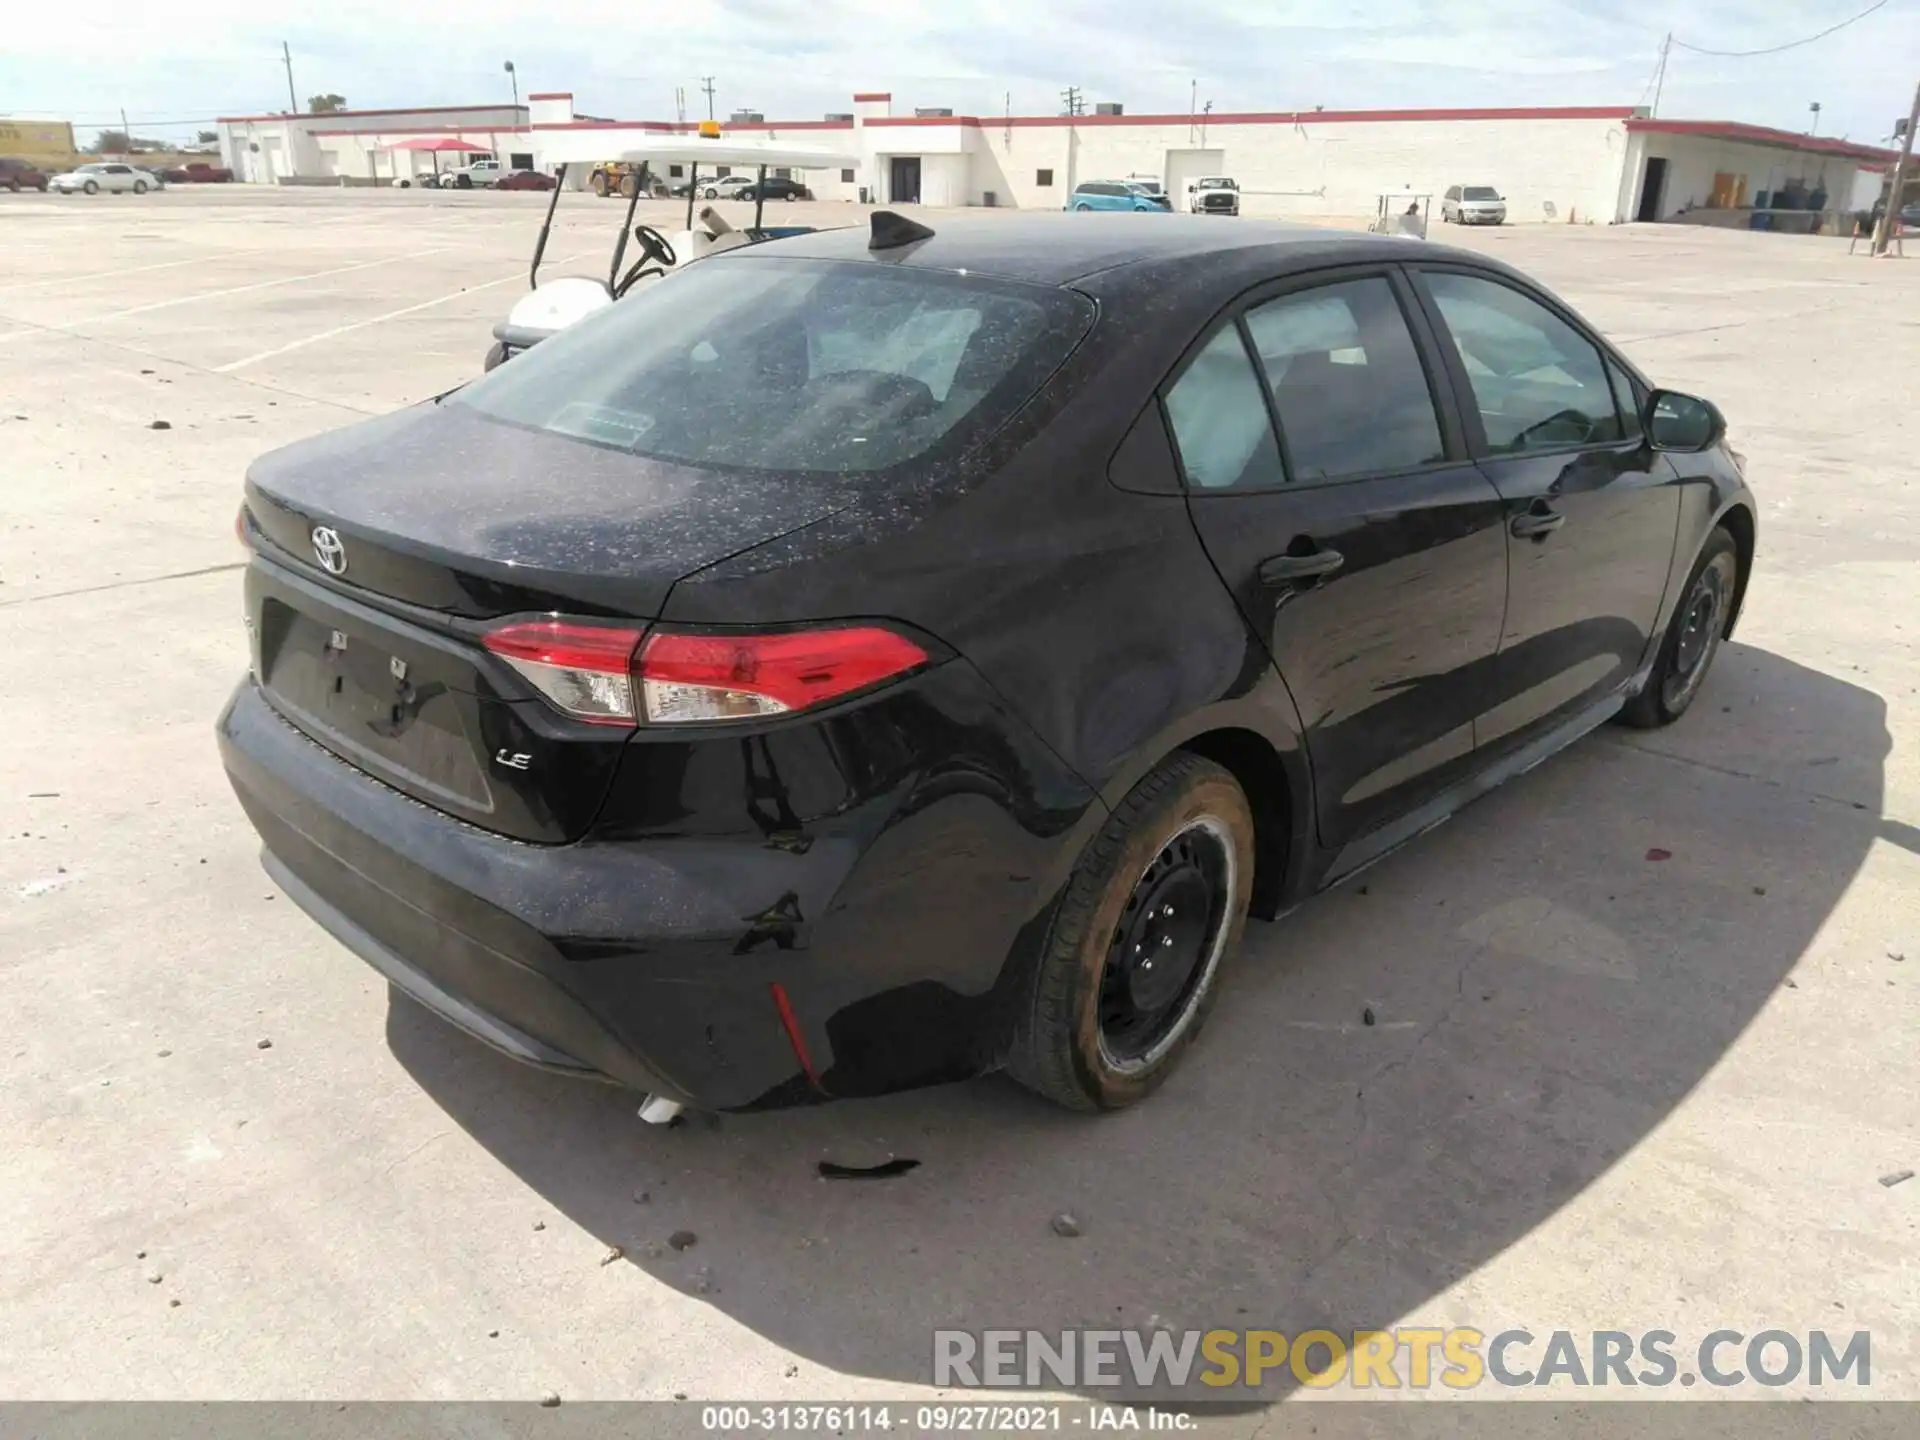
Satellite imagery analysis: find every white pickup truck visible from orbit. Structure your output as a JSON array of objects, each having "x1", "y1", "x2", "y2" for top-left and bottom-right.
[
  {"x1": 1189, "y1": 177, "x2": 1240, "y2": 216},
  {"x1": 440, "y1": 157, "x2": 504, "y2": 189}
]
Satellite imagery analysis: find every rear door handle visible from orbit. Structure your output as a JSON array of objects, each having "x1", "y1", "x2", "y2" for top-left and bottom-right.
[
  {"x1": 1509, "y1": 505, "x2": 1566, "y2": 539},
  {"x1": 1258, "y1": 547, "x2": 1345, "y2": 584}
]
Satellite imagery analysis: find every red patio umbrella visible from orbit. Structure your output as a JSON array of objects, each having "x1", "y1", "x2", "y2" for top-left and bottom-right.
[{"x1": 386, "y1": 136, "x2": 493, "y2": 184}]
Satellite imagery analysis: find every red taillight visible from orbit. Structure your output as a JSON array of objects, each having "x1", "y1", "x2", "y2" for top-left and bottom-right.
[
  {"x1": 483, "y1": 621, "x2": 646, "y2": 726},
  {"x1": 235, "y1": 503, "x2": 250, "y2": 548},
  {"x1": 636, "y1": 627, "x2": 928, "y2": 724},
  {"x1": 484, "y1": 620, "x2": 929, "y2": 727}
]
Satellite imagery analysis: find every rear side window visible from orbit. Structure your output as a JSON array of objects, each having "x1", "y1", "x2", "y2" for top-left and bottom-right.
[
  {"x1": 1163, "y1": 326, "x2": 1285, "y2": 491},
  {"x1": 1423, "y1": 271, "x2": 1624, "y2": 453},
  {"x1": 455, "y1": 258, "x2": 1093, "y2": 474},
  {"x1": 1243, "y1": 277, "x2": 1445, "y2": 482}
]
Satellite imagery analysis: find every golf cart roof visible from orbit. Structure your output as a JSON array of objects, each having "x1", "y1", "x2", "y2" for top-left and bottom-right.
[{"x1": 538, "y1": 133, "x2": 861, "y2": 169}]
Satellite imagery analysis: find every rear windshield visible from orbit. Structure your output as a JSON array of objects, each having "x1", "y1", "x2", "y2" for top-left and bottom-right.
[
  {"x1": 455, "y1": 257, "x2": 1092, "y2": 474},
  {"x1": 1463, "y1": 187, "x2": 1501, "y2": 201}
]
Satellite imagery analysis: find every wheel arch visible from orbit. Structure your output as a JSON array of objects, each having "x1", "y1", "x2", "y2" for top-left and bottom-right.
[
  {"x1": 1176, "y1": 727, "x2": 1298, "y2": 919},
  {"x1": 1714, "y1": 500, "x2": 1756, "y2": 639}
]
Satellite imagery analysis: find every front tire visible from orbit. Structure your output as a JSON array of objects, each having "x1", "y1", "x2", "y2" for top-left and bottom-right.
[
  {"x1": 133, "y1": 179, "x2": 148, "y2": 194},
  {"x1": 83, "y1": 180, "x2": 99, "y2": 195},
  {"x1": 1621, "y1": 526, "x2": 1739, "y2": 728},
  {"x1": 1009, "y1": 753, "x2": 1254, "y2": 1111}
]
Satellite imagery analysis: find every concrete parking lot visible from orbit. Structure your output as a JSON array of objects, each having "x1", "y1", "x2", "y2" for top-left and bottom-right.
[{"x1": 1, "y1": 186, "x2": 1916, "y2": 1413}]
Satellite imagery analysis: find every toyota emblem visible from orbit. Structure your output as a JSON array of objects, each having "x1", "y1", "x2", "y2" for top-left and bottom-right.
[{"x1": 310, "y1": 525, "x2": 347, "y2": 576}]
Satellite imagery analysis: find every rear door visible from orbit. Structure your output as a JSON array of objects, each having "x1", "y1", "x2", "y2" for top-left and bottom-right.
[
  {"x1": 1170, "y1": 267, "x2": 1510, "y2": 850},
  {"x1": 1408, "y1": 266, "x2": 1681, "y2": 750}
]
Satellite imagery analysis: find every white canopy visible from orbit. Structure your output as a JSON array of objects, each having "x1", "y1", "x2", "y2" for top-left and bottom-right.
[{"x1": 539, "y1": 132, "x2": 861, "y2": 170}]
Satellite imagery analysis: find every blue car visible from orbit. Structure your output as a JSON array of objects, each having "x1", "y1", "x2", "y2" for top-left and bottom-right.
[{"x1": 1066, "y1": 180, "x2": 1172, "y2": 212}]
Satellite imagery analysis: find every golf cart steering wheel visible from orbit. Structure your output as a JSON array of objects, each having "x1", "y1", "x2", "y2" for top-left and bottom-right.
[
  {"x1": 634, "y1": 225, "x2": 677, "y2": 270},
  {"x1": 614, "y1": 225, "x2": 679, "y2": 298}
]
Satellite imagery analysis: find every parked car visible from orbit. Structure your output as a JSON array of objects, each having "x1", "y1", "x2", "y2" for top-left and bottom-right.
[
  {"x1": 1188, "y1": 176, "x2": 1239, "y2": 216},
  {"x1": 163, "y1": 161, "x2": 233, "y2": 183},
  {"x1": 219, "y1": 212, "x2": 1753, "y2": 1117},
  {"x1": 1442, "y1": 184, "x2": 1507, "y2": 225},
  {"x1": 443, "y1": 157, "x2": 504, "y2": 189},
  {"x1": 738, "y1": 175, "x2": 813, "y2": 202},
  {"x1": 496, "y1": 168, "x2": 557, "y2": 191},
  {"x1": 699, "y1": 174, "x2": 757, "y2": 201},
  {"x1": 1068, "y1": 180, "x2": 1172, "y2": 212},
  {"x1": 50, "y1": 162, "x2": 160, "y2": 195},
  {"x1": 0, "y1": 157, "x2": 49, "y2": 192},
  {"x1": 1123, "y1": 175, "x2": 1168, "y2": 200}
]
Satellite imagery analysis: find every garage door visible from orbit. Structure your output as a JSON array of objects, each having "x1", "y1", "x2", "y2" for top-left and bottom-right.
[{"x1": 1165, "y1": 149, "x2": 1226, "y2": 208}]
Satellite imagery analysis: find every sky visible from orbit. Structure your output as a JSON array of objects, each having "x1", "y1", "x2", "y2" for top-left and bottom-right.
[{"x1": 2, "y1": 0, "x2": 1914, "y2": 149}]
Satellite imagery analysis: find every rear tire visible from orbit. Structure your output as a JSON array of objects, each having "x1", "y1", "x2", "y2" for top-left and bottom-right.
[
  {"x1": 1008, "y1": 753, "x2": 1254, "y2": 1111},
  {"x1": 133, "y1": 179, "x2": 148, "y2": 194},
  {"x1": 1620, "y1": 526, "x2": 1739, "y2": 728}
]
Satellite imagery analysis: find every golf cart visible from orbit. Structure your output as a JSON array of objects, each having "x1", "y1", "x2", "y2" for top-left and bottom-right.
[
  {"x1": 1368, "y1": 191, "x2": 1432, "y2": 239},
  {"x1": 484, "y1": 133, "x2": 860, "y2": 371}
]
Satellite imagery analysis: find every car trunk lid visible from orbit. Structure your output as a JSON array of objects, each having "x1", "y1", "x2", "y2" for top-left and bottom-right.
[{"x1": 242, "y1": 401, "x2": 851, "y2": 842}]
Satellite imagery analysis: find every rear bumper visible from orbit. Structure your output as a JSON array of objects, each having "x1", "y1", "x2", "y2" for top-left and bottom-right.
[{"x1": 218, "y1": 670, "x2": 1101, "y2": 1109}]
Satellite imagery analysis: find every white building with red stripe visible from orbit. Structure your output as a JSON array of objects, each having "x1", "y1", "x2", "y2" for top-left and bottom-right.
[{"x1": 218, "y1": 90, "x2": 1903, "y2": 227}]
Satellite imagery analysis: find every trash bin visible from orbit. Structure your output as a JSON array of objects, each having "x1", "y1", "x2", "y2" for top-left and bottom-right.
[
  {"x1": 982, "y1": 190, "x2": 997, "y2": 207},
  {"x1": 1749, "y1": 211, "x2": 1772, "y2": 231},
  {"x1": 858, "y1": 185, "x2": 870, "y2": 204}
]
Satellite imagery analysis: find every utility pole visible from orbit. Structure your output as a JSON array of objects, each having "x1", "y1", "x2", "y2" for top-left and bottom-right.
[
  {"x1": 1060, "y1": 86, "x2": 1083, "y2": 117},
  {"x1": 1872, "y1": 80, "x2": 1920, "y2": 256},
  {"x1": 504, "y1": 60, "x2": 518, "y2": 110},
  {"x1": 700, "y1": 76, "x2": 716, "y2": 122},
  {"x1": 1650, "y1": 32, "x2": 1670, "y2": 117},
  {"x1": 675, "y1": 87, "x2": 687, "y2": 126},
  {"x1": 281, "y1": 41, "x2": 298, "y2": 115},
  {"x1": 1808, "y1": 101, "x2": 1821, "y2": 136},
  {"x1": 1189, "y1": 78, "x2": 1197, "y2": 142},
  {"x1": 119, "y1": 107, "x2": 129, "y2": 156}
]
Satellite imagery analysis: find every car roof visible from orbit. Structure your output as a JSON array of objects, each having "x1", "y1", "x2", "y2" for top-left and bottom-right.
[{"x1": 738, "y1": 211, "x2": 1452, "y2": 286}]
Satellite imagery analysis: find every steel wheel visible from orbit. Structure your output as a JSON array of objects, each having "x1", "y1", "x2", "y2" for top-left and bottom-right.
[
  {"x1": 1096, "y1": 816, "x2": 1237, "y2": 1074},
  {"x1": 1009, "y1": 752, "x2": 1254, "y2": 1111},
  {"x1": 1621, "y1": 524, "x2": 1741, "y2": 729},
  {"x1": 1661, "y1": 547, "x2": 1735, "y2": 712}
]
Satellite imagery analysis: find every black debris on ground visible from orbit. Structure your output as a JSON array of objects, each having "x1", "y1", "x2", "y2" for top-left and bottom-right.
[
  {"x1": 148, "y1": 420, "x2": 171, "y2": 430},
  {"x1": 1050, "y1": 1213, "x2": 1081, "y2": 1238},
  {"x1": 818, "y1": 1158, "x2": 920, "y2": 1180},
  {"x1": 668, "y1": 1230, "x2": 697, "y2": 1251}
]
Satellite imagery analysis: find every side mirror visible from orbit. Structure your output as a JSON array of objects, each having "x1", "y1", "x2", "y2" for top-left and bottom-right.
[{"x1": 1645, "y1": 389, "x2": 1724, "y2": 452}]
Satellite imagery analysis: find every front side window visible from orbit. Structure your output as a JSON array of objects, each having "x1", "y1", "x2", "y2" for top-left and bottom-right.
[
  {"x1": 1163, "y1": 326, "x2": 1285, "y2": 491},
  {"x1": 1423, "y1": 271, "x2": 1623, "y2": 454},
  {"x1": 455, "y1": 257, "x2": 1092, "y2": 475},
  {"x1": 1243, "y1": 277, "x2": 1445, "y2": 482}
]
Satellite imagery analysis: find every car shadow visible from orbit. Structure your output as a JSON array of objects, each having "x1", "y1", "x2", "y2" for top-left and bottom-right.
[{"x1": 387, "y1": 640, "x2": 1891, "y2": 1401}]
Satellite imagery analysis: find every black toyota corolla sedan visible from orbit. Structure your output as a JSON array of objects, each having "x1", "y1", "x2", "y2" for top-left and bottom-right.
[{"x1": 218, "y1": 212, "x2": 1755, "y2": 1115}]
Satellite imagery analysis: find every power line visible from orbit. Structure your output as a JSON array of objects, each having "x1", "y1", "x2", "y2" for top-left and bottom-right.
[{"x1": 1671, "y1": 0, "x2": 1892, "y2": 58}]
